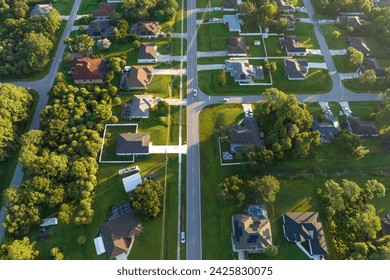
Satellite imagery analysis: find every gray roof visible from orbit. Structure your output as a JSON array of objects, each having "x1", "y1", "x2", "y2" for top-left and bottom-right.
[
  {"x1": 283, "y1": 212, "x2": 328, "y2": 256},
  {"x1": 349, "y1": 37, "x2": 371, "y2": 57},
  {"x1": 312, "y1": 115, "x2": 341, "y2": 139},
  {"x1": 337, "y1": 16, "x2": 364, "y2": 30},
  {"x1": 130, "y1": 94, "x2": 157, "y2": 118},
  {"x1": 116, "y1": 133, "x2": 150, "y2": 154},
  {"x1": 87, "y1": 20, "x2": 114, "y2": 38},
  {"x1": 138, "y1": 43, "x2": 157, "y2": 60},
  {"x1": 280, "y1": 36, "x2": 306, "y2": 53},
  {"x1": 284, "y1": 58, "x2": 308, "y2": 79},
  {"x1": 225, "y1": 59, "x2": 254, "y2": 82},
  {"x1": 223, "y1": 15, "x2": 241, "y2": 31},
  {"x1": 99, "y1": 211, "x2": 143, "y2": 259},
  {"x1": 347, "y1": 116, "x2": 379, "y2": 136},
  {"x1": 382, "y1": 216, "x2": 390, "y2": 235},
  {"x1": 30, "y1": 4, "x2": 52, "y2": 17},
  {"x1": 360, "y1": 58, "x2": 386, "y2": 77},
  {"x1": 228, "y1": 117, "x2": 264, "y2": 147}
]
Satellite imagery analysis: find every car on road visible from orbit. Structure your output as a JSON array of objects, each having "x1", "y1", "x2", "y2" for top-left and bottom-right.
[
  {"x1": 193, "y1": 89, "x2": 197, "y2": 96},
  {"x1": 221, "y1": 98, "x2": 229, "y2": 102},
  {"x1": 248, "y1": 108, "x2": 253, "y2": 117},
  {"x1": 353, "y1": 73, "x2": 359, "y2": 78},
  {"x1": 180, "y1": 232, "x2": 185, "y2": 243}
]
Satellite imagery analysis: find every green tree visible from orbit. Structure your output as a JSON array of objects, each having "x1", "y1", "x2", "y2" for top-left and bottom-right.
[
  {"x1": 332, "y1": 30, "x2": 341, "y2": 39},
  {"x1": 218, "y1": 175, "x2": 245, "y2": 206},
  {"x1": 247, "y1": 175, "x2": 280, "y2": 204},
  {"x1": 331, "y1": 129, "x2": 369, "y2": 159},
  {"x1": 130, "y1": 180, "x2": 164, "y2": 219},
  {"x1": 58, "y1": 203, "x2": 72, "y2": 224},
  {"x1": 0, "y1": 237, "x2": 38, "y2": 260},
  {"x1": 218, "y1": 70, "x2": 227, "y2": 86},
  {"x1": 114, "y1": 19, "x2": 130, "y2": 41},
  {"x1": 346, "y1": 47, "x2": 364, "y2": 69},
  {"x1": 156, "y1": 100, "x2": 169, "y2": 116},
  {"x1": 359, "y1": 69, "x2": 377, "y2": 86},
  {"x1": 96, "y1": 38, "x2": 111, "y2": 50},
  {"x1": 263, "y1": 245, "x2": 278, "y2": 257},
  {"x1": 264, "y1": 60, "x2": 277, "y2": 72},
  {"x1": 50, "y1": 247, "x2": 64, "y2": 260}
]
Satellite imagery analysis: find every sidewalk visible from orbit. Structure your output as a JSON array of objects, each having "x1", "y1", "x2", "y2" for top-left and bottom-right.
[
  {"x1": 149, "y1": 145, "x2": 187, "y2": 154},
  {"x1": 197, "y1": 64, "x2": 225, "y2": 70},
  {"x1": 153, "y1": 69, "x2": 187, "y2": 75},
  {"x1": 197, "y1": 51, "x2": 227, "y2": 57}
]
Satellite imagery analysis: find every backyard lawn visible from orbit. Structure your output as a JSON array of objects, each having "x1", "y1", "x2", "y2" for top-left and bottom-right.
[
  {"x1": 286, "y1": 22, "x2": 320, "y2": 49},
  {"x1": 245, "y1": 36, "x2": 266, "y2": 57},
  {"x1": 197, "y1": 24, "x2": 236, "y2": 52},
  {"x1": 320, "y1": 24, "x2": 348, "y2": 50},
  {"x1": 53, "y1": 0, "x2": 75, "y2": 14},
  {"x1": 78, "y1": 0, "x2": 106, "y2": 14}
]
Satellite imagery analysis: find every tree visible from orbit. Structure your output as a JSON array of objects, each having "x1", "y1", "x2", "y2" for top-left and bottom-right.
[
  {"x1": 65, "y1": 34, "x2": 95, "y2": 53},
  {"x1": 96, "y1": 38, "x2": 112, "y2": 50},
  {"x1": 218, "y1": 70, "x2": 227, "y2": 86},
  {"x1": 332, "y1": 30, "x2": 341, "y2": 39},
  {"x1": 0, "y1": 237, "x2": 38, "y2": 260},
  {"x1": 331, "y1": 129, "x2": 369, "y2": 159},
  {"x1": 24, "y1": 32, "x2": 53, "y2": 70},
  {"x1": 58, "y1": 203, "x2": 72, "y2": 224},
  {"x1": 114, "y1": 19, "x2": 130, "y2": 41},
  {"x1": 156, "y1": 100, "x2": 169, "y2": 116},
  {"x1": 264, "y1": 60, "x2": 277, "y2": 72},
  {"x1": 359, "y1": 69, "x2": 377, "y2": 86},
  {"x1": 346, "y1": 47, "x2": 364, "y2": 69},
  {"x1": 130, "y1": 180, "x2": 164, "y2": 219},
  {"x1": 50, "y1": 247, "x2": 64, "y2": 260},
  {"x1": 246, "y1": 175, "x2": 280, "y2": 204},
  {"x1": 218, "y1": 175, "x2": 245, "y2": 206},
  {"x1": 264, "y1": 245, "x2": 278, "y2": 257}
]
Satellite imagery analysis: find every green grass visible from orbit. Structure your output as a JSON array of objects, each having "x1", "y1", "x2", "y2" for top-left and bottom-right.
[
  {"x1": 245, "y1": 36, "x2": 266, "y2": 57},
  {"x1": 342, "y1": 79, "x2": 385, "y2": 93},
  {"x1": 294, "y1": 11, "x2": 310, "y2": 18},
  {"x1": 196, "y1": 11, "x2": 234, "y2": 20},
  {"x1": 197, "y1": 0, "x2": 224, "y2": 8},
  {"x1": 332, "y1": 55, "x2": 357, "y2": 73},
  {"x1": 53, "y1": 0, "x2": 75, "y2": 14},
  {"x1": 101, "y1": 125, "x2": 137, "y2": 162},
  {"x1": 264, "y1": 36, "x2": 286, "y2": 56},
  {"x1": 147, "y1": 75, "x2": 182, "y2": 98},
  {"x1": 305, "y1": 54, "x2": 325, "y2": 62},
  {"x1": 198, "y1": 56, "x2": 228, "y2": 64},
  {"x1": 320, "y1": 24, "x2": 348, "y2": 50},
  {"x1": 197, "y1": 23, "x2": 235, "y2": 52},
  {"x1": 364, "y1": 36, "x2": 390, "y2": 58},
  {"x1": 286, "y1": 22, "x2": 320, "y2": 49},
  {"x1": 78, "y1": 0, "x2": 106, "y2": 15}
]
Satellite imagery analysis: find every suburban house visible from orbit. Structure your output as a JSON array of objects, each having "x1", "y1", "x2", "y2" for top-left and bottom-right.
[
  {"x1": 336, "y1": 15, "x2": 365, "y2": 30},
  {"x1": 312, "y1": 114, "x2": 341, "y2": 143},
  {"x1": 122, "y1": 173, "x2": 142, "y2": 193},
  {"x1": 95, "y1": 206, "x2": 143, "y2": 260},
  {"x1": 231, "y1": 204, "x2": 273, "y2": 254},
  {"x1": 128, "y1": 94, "x2": 158, "y2": 119},
  {"x1": 223, "y1": 0, "x2": 242, "y2": 9},
  {"x1": 87, "y1": 20, "x2": 114, "y2": 38},
  {"x1": 223, "y1": 15, "x2": 242, "y2": 32},
  {"x1": 92, "y1": 3, "x2": 116, "y2": 19},
  {"x1": 227, "y1": 36, "x2": 247, "y2": 57},
  {"x1": 135, "y1": 22, "x2": 160, "y2": 38},
  {"x1": 71, "y1": 58, "x2": 107, "y2": 84},
  {"x1": 275, "y1": 13, "x2": 296, "y2": 31},
  {"x1": 346, "y1": 116, "x2": 380, "y2": 137},
  {"x1": 284, "y1": 58, "x2": 308, "y2": 80},
  {"x1": 348, "y1": 37, "x2": 371, "y2": 57},
  {"x1": 138, "y1": 43, "x2": 158, "y2": 63},
  {"x1": 30, "y1": 3, "x2": 52, "y2": 17},
  {"x1": 116, "y1": 133, "x2": 150, "y2": 156},
  {"x1": 225, "y1": 59, "x2": 263, "y2": 83},
  {"x1": 274, "y1": 0, "x2": 295, "y2": 13},
  {"x1": 280, "y1": 36, "x2": 307, "y2": 56},
  {"x1": 381, "y1": 213, "x2": 390, "y2": 235},
  {"x1": 120, "y1": 66, "x2": 154, "y2": 90},
  {"x1": 227, "y1": 117, "x2": 264, "y2": 153},
  {"x1": 282, "y1": 212, "x2": 328, "y2": 260},
  {"x1": 358, "y1": 58, "x2": 386, "y2": 77}
]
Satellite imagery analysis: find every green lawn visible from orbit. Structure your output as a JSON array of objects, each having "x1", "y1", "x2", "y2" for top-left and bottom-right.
[
  {"x1": 342, "y1": 79, "x2": 385, "y2": 93},
  {"x1": 320, "y1": 24, "x2": 348, "y2": 50},
  {"x1": 197, "y1": 0, "x2": 224, "y2": 8},
  {"x1": 264, "y1": 36, "x2": 286, "y2": 56},
  {"x1": 78, "y1": 0, "x2": 106, "y2": 15},
  {"x1": 53, "y1": 0, "x2": 75, "y2": 14},
  {"x1": 101, "y1": 125, "x2": 137, "y2": 162},
  {"x1": 197, "y1": 24, "x2": 235, "y2": 51},
  {"x1": 198, "y1": 56, "x2": 228, "y2": 64},
  {"x1": 245, "y1": 36, "x2": 266, "y2": 57},
  {"x1": 148, "y1": 75, "x2": 182, "y2": 98},
  {"x1": 332, "y1": 55, "x2": 357, "y2": 73},
  {"x1": 305, "y1": 54, "x2": 325, "y2": 62},
  {"x1": 196, "y1": 11, "x2": 235, "y2": 20},
  {"x1": 286, "y1": 22, "x2": 320, "y2": 49}
]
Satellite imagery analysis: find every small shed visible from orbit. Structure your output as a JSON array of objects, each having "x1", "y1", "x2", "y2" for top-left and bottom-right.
[
  {"x1": 40, "y1": 218, "x2": 58, "y2": 227},
  {"x1": 94, "y1": 236, "x2": 106, "y2": 255},
  {"x1": 122, "y1": 173, "x2": 142, "y2": 193}
]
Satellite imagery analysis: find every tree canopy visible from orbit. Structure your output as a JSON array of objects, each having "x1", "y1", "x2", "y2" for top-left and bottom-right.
[
  {"x1": 122, "y1": 0, "x2": 178, "y2": 22},
  {"x1": 0, "y1": 237, "x2": 38, "y2": 260},
  {"x1": 331, "y1": 129, "x2": 369, "y2": 159},
  {"x1": 129, "y1": 179, "x2": 164, "y2": 219}
]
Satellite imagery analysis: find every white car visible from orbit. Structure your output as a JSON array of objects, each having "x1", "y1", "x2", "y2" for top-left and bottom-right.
[
  {"x1": 221, "y1": 98, "x2": 229, "y2": 102},
  {"x1": 193, "y1": 89, "x2": 197, "y2": 96},
  {"x1": 180, "y1": 232, "x2": 185, "y2": 243}
]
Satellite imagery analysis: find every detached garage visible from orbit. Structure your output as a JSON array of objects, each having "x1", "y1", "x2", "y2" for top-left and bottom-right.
[
  {"x1": 122, "y1": 173, "x2": 142, "y2": 193},
  {"x1": 94, "y1": 236, "x2": 106, "y2": 255}
]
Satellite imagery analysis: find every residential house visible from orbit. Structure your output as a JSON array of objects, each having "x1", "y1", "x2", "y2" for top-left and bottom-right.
[
  {"x1": 71, "y1": 58, "x2": 107, "y2": 84},
  {"x1": 275, "y1": 14, "x2": 296, "y2": 31},
  {"x1": 223, "y1": 0, "x2": 242, "y2": 9},
  {"x1": 136, "y1": 22, "x2": 160, "y2": 38},
  {"x1": 227, "y1": 36, "x2": 247, "y2": 57},
  {"x1": 347, "y1": 116, "x2": 380, "y2": 137},
  {"x1": 116, "y1": 133, "x2": 150, "y2": 156},
  {"x1": 358, "y1": 58, "x2": 386, "y2": 77},
  {"x1": 231, "y1": 204, "x2": 273, "y2": 253},
  {"x1": 225, "y1": 59, "x2": 259, "y2": 83},
  {"x1": 87, "y1": 20, "x2": 114, "y2": 38},
  {"x1": 337, "y1": 15, "x2": 365, "y2": 31},
  {"x1": 280, "y1": 35, "x2": 307, "y2": 56},
  {"x1": 227, "y1": 117, "x2": 264, "y2": 153},
  {"x1": 30, "y1": 4, "x2": 52, "y2": 17},
  {"x1": 282, "y1": 212, "x2": 328, "y2": 259},
  {"x1": 381, "y1": 213, "x2": 390, "y2": 235},
  {"x1": 274, "y1": 0, "x2": 295, "y2": 13},
  {"x1": 348, "y1": 37, "x2": 371, "y2": 57},
  {"x1": 120, "y1": 66, "x2": 154, "y2": 90},
  {"x1": 138, "y1": 43, "x2": 158, "y2": 63},
  {"x1": 128, "y1": 94, "x2": 158, "y2": 119},
  {"x1": 284, "y1": 58, "x2": 308, "y2": 80},
  {"x1": 223, "y1": 15, "x2": 242, "y2": 32},
  {"x1": 312, "y1": 114, "x2": 341, "y2": 143},
  {"x1": 95, "y1": 209, "x2": 143, "y2": 259},
  {"x1": 92, "y1": 3, "x2": 116, "y2": 19}
]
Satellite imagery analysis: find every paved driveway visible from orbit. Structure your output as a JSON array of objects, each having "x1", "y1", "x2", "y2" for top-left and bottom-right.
[
  {"x1": 339, "y1": 73, "x2": 358, "y2": 80},
  {"x1": 197, "y1": 64, "x2": 225, "y2": 70},
  {"x1": 153, "y1": 69, "x2": 187, "y2": 75},
  {"x1": 149, "y1": 145, "x2": 187, "y2": 154},
  {"x1": 330, "y1": 49, "x2": 347, "y2": 55},
  {"x1": 308, "y1": 62, "x2": 327, "y2": 69},
  {"x1": 197, "y1": 51, "x2": 227, "y2": 57}
]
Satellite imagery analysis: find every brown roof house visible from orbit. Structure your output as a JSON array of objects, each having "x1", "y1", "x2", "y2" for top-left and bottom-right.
[
  {"x1": 227, "y1": 36, "x2": 247, "y2": 57},
  {"x1": 280, "y1": 35, "x2": 307, "y2": 56},
  {"x1": 358, "y1": 58, "x2": 386, "y2": 77},
  {"x1": 232, "y1": 204, "x2": 273, "y2": 253},
  {"x1": 227, "y1": 117, "x2": 265, "y2": 153},
  {"x1": 92, "y1": 3, "x2": 116, "y2": 19},
  {"x1": 87, "y1": 20, "x2": 114, "y2": 38},
  {"x1": 71, "y1": 58, "x2": 107, "y2": 84},
  {"x1": 120, "y1": 66, "x2": 154, "y2": 90},
  {"x1": 97, "y1": 210, "x2": 143, "y2": 260},
  {"x1": 138, "y1": 43, "x2": 158, "y2": 63},
  {"x1": 284, "y1": 58, "x2": 308, "y2": 80},
  {"x1": 223, "y1": 0, "x2": 242, "y2": 9},
  {"x1": 349, "y1": 37, "x2": 371, "y2": 57},
  {"x1": 282, "y1": 212, "x2": 328, "y2": 259},
  {"x1": 276, "y1": 14, "x2": 296, "y2": 31},
  {"x1": 337, "y1": 16, "x2": 365, "y2": 31},
  {"x1": 116, "y1": 133, "x2": 150, "y2": 156},
  {"x1": 30, "y1": 4, "x2": 52, "y2": 17},
  {"x1": 274, "y1": 0, "x2": 295, "y2": 13},
  {"x1": 128, "y1": 94, "x2": 159, "y2": 119},
  {"x1": 347, "y1": 116, "x2": 380, "y2": 137},
  {"x1": 136, "y1": 22, "x2": 160, "y2": 38}
]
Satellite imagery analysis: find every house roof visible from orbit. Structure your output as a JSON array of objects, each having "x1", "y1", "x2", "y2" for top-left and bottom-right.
[
  {"x1": 283, "y1": 212, "x2": 328, "y2": 256},
  {"x1": 360, "y1": 58, "x2": 386, "y2": 77},
  {"x1": 87, "y1": 20, "x2": 114, "y2": 37},
  {"x1": 227, "y1": 36, "x2": 247, "y2": 55},
  {"x1": 223, "y1": 0, "x2": 240, "y2": 8},
  {"x1": 382, "y1": 215, "x2": 390, "y2": 235},
  {"x1": 232, "y1": 214, "x2": 273, "y2": 251},
  {"x1": 349, "y1": 37, "x2": 371, "y2": 57},
  {"x1": 72, "y1": 58, "x2": 106, "y2": 81},
  {"x1": 130, "y1": 94, "x2": 157, "y2": 118},
  {"x1": 228, "y1": 117, "x2": 264, "y2": 147},
  {"x1": 223, "y1": 15, "x2": 241, "y2": 31},
  {"x1": 30, "y1": 4, "x2": 52, "y2": 17},
  {"x1": 280, "y1": 36, "x2": 306, "y2": 53},
  {"x1": 337, "y1": 16, "x2": 364, "y2": 30},
  {"x1": 225, "y1": 59, "x2": 255, "y2": 81},
  {"x1": 138, "y1": 43, "x2": 157, "y2": 60},
  {"x1": 92, "y1": 3, "x2": 116, "y2": 17},
  {"x1": 116, "y1": 133, "x2": 150, "y2": 154},
  {"x1": 137, "y1": 22, "x2": 160, "y2": 36},
  {"x1": 122, "y1": 173, "x2": 142, "y2": 193},
  {"x1": 347, "y1": 116, "x2": 379, "y2": 136},
  {"x1": 276, "y1": 13, "x2": 296, "y2": 29},
  {"x1": 99, "y1": 211, "x2": 143, "y2": 259},
  {"x1": 274, "y1": 0, "x2": 295, "y2": 11},
  {"x1": 312, "y1": 115, "x2": 341, "y2": 138},
  {"x1": 284, "y1": 58, "x2": 308, "y2": 79},
  {"x1": 120, "y1": 66, "x2": 154, "y2": 89}
]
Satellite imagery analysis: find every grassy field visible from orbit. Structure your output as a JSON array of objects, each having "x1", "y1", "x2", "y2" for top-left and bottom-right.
[
  {"x1": 332, "y1": 55, "x2": 357, "y2": 73},
  {"x1": 198, "y1": 56, "x2": 228, "y2": 64},
  {"x1": 197, "y1": 0, "x2": 224, "y2": 8},
  {"x1": 53, "y1": 0, "x2": 75, "y2": 14},
  {"x1": 197, "y1": 24, "x2": 235, "y2": 51},
  {"x1": 78, "y1": 0, "x2": 106, "y2": 14},
  {"x1": 363, "y1": 36, "x2": 390, "y2": 67},
  {"x1": 320, "y1": 24, "x2": 348, "y2": 50},
  {"x1": 306, "y1": 54, "x2": 325, "y2": 62},
  {"x1": 286, "y1": 22, "x2": 320, "y2": 49},
  {"x1": 264, "y1": 36, "x2": 286, "y2": 56},
  {"x1": 196, "y1": 11, "x2": 235, "y2": 20},
  {"x1": 245, "y1": 36, "x2": 266, "y2": 57},
  {"x1": 342, "y1": 79, "x2": 386, "y2": 93},
  {"x1": 147, "y1": 75, "x2": 182, "y2": 98}
]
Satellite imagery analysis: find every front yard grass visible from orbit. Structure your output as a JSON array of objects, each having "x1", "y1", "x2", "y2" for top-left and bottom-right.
[
  {"x1": 197, "y1": 23, "x2": 236, "y2": 52},
  {"x1": 320, "y1": 24, "x2": 348, "y2": 50},
  {"x1": 342, "y1": 79, "x2": 386, "y2": 93},
  {"x1": 78, "y1": 0, "x2": 106, "y2": 15},
  {"x1": 197, "y1": 0, "x2": 224, "y2": 8},
  {"x1": 198, "y1": 56, "x2": 228, "y2": 64},
  {"x1": 53, "y1": 0, "x2": 75, "y2": 14},
  {"x1": 147, "y1": 75, "x2": 182, "y2": 98},
  {"x1": 286, "y1": 22, "x2": 320, "y2": 49},
  {"x1": 332, "y1": 55, "x2": 357, "y2": 73}
]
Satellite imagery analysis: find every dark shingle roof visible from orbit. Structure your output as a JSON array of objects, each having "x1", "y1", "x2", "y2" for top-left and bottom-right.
[
  {"x1": 138, "y1": 43, "x2": 157, "y2": 60},
  {"x1": 87, "y1": 20, "x2": 114, "y2": 38},
  {"x1": 312, "y1": 115, "x2": 341, "y2": 139},
  {"x1": 347, "y1": 116, "x2": 379, "y2": 136},
  {"x1": 360, "y1": 58, "x2": 386, "y2": 77},
  {"x1": 284, "y1": 58, "x2": 308, "y2": 79},
  {"x1": 228, "y1": 117, "x2": 264, "y2": 146},
  {"x1": 349, "y1": 37, "x2": 371, "y2": 57},
  {"x1": 227, "y1": 36, "x2": 247, "y2": 55},
  {"x1": 280, "y1": 36, "x2": 306, "y2": 53},
  {"x1": 116, "y1": 133, "x2": 150, "y2": 154}
]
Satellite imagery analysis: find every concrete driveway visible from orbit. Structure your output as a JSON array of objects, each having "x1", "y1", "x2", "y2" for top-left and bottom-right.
[
  {"x1": 307, "y1": 49, "x2": 322, "y2": 55},
  {"x1": 149, "y1": 145, "x2": 187, "y2": 154},
  {"x1": 330, "y1": 49, "x2": 347, "y2": 56},
  {"x1": 197, "y1": 51, "x2": 227, "y2": 57},
  {"x1": 153, "y1": 69, "x2": 187, "y2": 75},
  {"x1": 339, "y1": 73, "x2": 359, "y2": 80},
  {"x1": 308, "y1": 62, "x2": 327, "y2": 69},
  {"x1": 197, "y1": 64, "x2": 225, "y2": 70}
]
